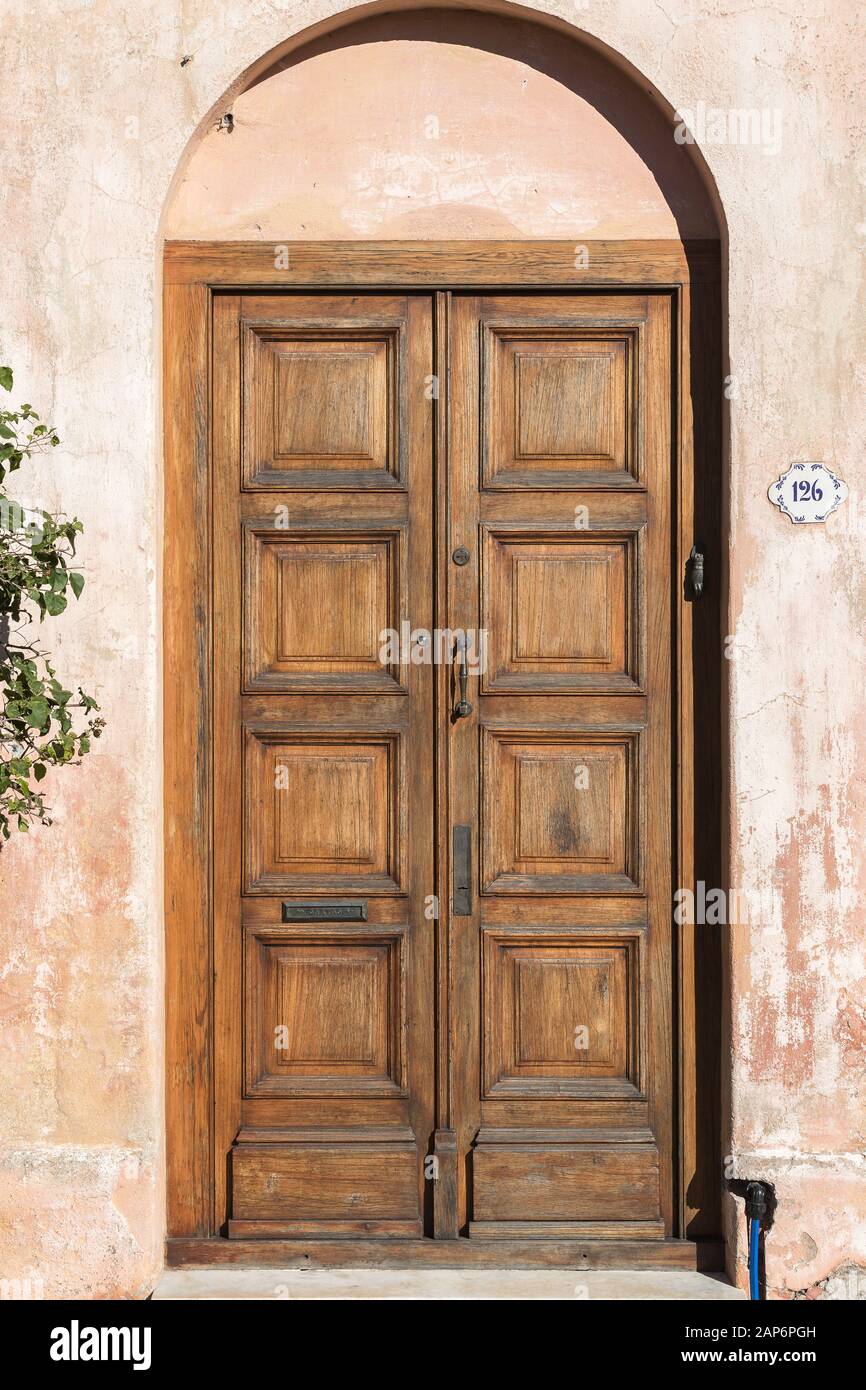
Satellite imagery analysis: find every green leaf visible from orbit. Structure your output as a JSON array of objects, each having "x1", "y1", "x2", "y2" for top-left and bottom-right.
[
  {"x1": 0, "y1": 367, "x2": 12, "y2": 391},
  {"x1": 33, "y1": 763, "x2": 47, "y2": 781},
  {"x1": 69, "y1": 571, "x2": 85, "y2": 600},
  {"x1": 26, "y1": 698, "x2": 50, "y2": 728},
  {"x1": 43, "y1": 590, "x2": 67, "y2": 616}
]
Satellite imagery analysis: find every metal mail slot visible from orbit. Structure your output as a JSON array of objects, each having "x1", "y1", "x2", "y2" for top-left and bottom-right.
[{"x1": 281, "y1": 900, "x2": 368, "y2": 923}]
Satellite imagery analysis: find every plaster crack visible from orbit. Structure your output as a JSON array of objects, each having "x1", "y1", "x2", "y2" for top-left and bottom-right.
[{"x1": 740, "y1": 692, "x2": 810, "y2": 720}]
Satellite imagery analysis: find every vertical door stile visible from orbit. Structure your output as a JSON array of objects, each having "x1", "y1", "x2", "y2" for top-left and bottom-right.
[
  {"x1": 432, "y1": 290, "x2": 459, "y2": 1237},
  {"x1": 447, "y1": 295, "x2": 484, "y2": 1234}
]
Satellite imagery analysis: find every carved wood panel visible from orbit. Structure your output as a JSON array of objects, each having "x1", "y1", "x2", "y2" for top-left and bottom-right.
[
  {"x1": 481, "y1": 526, "x2": 644, "y2": 693},
  {"x1": 481, "y1": 926, "x2": 643, "y2": 1098},
  {"x1": 242, "y1": 321, "x2": 405, "y2": 490},
  {"x1": 481, "y1": 727, "x2": 642, "y2": 894},
  {"x1": 481, "y1": 323, "x2": 642, "y2": 488},
  {"x1": 243, "y1": 522, "x2": 407, "y2": 693},
  {"x1": 243, "y1": 728, "x2": 403, "y2": 895},
  {"x1": 244, "y1": 925, "x2": 407, "y2": 1097}
]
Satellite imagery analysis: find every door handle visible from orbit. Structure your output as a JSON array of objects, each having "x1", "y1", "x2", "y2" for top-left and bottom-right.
[
  {"x1": 453, "y1": 825, "x2": 472, "y2": 915},
  {"x1": 453, "y1": 635, "x2": 473, "y2": 720}
]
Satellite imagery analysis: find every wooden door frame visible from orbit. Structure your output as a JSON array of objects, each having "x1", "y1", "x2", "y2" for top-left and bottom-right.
[{"x1": 163, "y1": 239, "x2": 723, "y2": 1270}]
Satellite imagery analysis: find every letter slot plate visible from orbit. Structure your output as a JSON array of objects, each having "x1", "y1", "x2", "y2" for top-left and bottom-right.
[
  {"x1": 281, "y1": 900, "x2": 367, "y2": 923},
  {"x1": 453, "y1": 826, "x2": 472, "y2": 916}
]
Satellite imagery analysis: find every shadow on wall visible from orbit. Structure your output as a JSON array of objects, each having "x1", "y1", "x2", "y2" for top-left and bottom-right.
[{"x1": 164, "y1": 7, "x2": 723, "y2": 241}]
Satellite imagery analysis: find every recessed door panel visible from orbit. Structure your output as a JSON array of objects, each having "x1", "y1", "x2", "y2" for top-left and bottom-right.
[
  {"x1": 244, "y1": 925, "x2": 407, "y2": 1097},
  {"x1": 481, "y1": 318, "x2": 643, "y2": 488},
  {"x1": 243, "y1": 522, "x2": 407, "y2": 693},
  {"x1": 243, "y1": 728, "x2": 403, "y2": 894},
  {"x1": 481, "y1": 927, "x2": 643, "y2": 1096},
  {"x1": 480, "y1": 728, "x2": 642, "y2": 894},
  {"x1": 481, "y1": 527, "x2": 644, "y2": 693},
  {"x1": 242, "y1": 317, "x2": 404, "y2": 489}
]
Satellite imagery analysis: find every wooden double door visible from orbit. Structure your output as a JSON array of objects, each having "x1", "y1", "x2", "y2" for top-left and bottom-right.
[{"x1": 212, "y1": 286, "x2": 674, "y2": 1243}]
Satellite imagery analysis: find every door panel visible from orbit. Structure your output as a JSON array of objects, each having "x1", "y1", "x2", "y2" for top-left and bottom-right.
[
  {"x1": 480, "y1": 526, "x2": 644, "y2": 693},
  {"x1": 241, "y1": 314, "x2": 405, "y2": 489},
  {"x1": 242, "y1": 924, "x2": 407, "y2": 1098},
  {"x1": 480, "y1": 727, "x2": 642, "y2": 894},
  {"x1": 480, "y1": 311, "x2": 644, "y2": 488},
  {"x1": 213, "y1": 293, "x2": 434, "y2": 1237},
  {"x1": 211, "y1": 286, "x2": 674, "y2": 1243},
  {"x1": 448, "y1": 293, "x2": 672, "y2": 1238},
  {"x1": 243, "y1": 727, "x2": 404, "y2": 895},
  {"x1": 242, "y1": 522, "x2": 407, "y2": 693}
]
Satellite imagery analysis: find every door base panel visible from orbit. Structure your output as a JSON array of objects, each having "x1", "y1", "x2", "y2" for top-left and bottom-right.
[
  {"x1": 231, "y1": 1141, "x2": 421, "y2": 1227},
  {"x1": 227, "y1": 1220, "x2": 424, "y2": 1239},
  {"x1": 470, "y1": 1144, "x2": 661, "y2": 1225},
  {"x1": 467, "y1": 1220, "x2": 665, "y2": 1240},
  {"x1": 167, "y1": 1237, "x2": 724, "y2": 1271}
]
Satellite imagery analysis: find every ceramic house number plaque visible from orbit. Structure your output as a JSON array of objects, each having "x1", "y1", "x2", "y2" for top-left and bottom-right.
[{"x1": 768, "y1": 462, "x2": 848, "y2": 523}]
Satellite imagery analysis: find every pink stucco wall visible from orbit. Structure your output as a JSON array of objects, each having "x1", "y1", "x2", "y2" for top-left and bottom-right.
[{"x1": 0, "y1": 0, "x2": 864, "y2": 1299}]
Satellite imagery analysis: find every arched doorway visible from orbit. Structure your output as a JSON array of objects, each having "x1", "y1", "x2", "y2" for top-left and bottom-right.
[{"x1": 163, "y1": 5, "x2": 724, "y2": 1268}]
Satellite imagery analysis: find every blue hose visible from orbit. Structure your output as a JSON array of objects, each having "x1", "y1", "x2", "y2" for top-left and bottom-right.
[{"x1": 748, "y1": 1215, "x2": 761, "y2": 1300}]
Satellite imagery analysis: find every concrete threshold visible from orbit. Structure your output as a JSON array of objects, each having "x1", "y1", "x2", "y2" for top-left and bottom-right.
[{"x1": 153, "y1": 1268, "x2": 744, "y2": 1300}]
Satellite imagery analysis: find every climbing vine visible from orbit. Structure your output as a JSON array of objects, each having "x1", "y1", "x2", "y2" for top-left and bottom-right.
[{"x1": 0, "y1": 367, "x2": 104, "y2": 839}]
